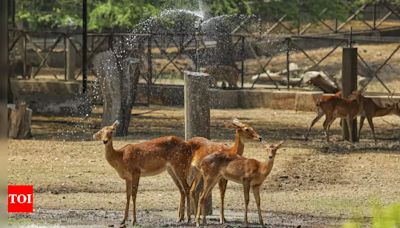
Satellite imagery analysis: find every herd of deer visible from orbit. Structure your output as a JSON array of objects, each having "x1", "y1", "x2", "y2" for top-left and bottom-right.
[
  {"x1": 305, "y1": 91, "x2": 400, "y2": 143},
  {"x1": 92, "y1": 90, "x2": 399, "y2": 227},
  {"x1": 93, "y1": 118, "x2": 279, "y2": 227}
]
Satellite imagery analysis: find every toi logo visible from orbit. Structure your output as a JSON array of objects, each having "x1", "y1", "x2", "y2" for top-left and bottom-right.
[{"x1": 8, "y1": 185, "x2": 34, "y2": 213}]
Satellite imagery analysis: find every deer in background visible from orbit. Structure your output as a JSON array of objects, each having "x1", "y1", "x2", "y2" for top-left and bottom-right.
[
  {"x1": 358, "y1": 94, "x2": 400, "y2": 143},
  {"x1": 196, "y1": 142, "x2": 284, "y2": 227},
  {"x1": 93, "y1": 121, "x2": 193, "y2": 226},
  {"x1": 304, "y1": 91, "x2": 343, "y2": 141},
  {"x1": 188, "y1": 118, "x2": 262, "y2": 223},
  {"x1": 204, "y1": 65, "x2": 239, "y2": 89},
  {"x1": 305, "y1": 91, "x2": 363, "y2": 142}
]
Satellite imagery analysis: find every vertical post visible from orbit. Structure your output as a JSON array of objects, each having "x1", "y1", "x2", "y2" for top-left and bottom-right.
[
  {"x1": 64, "y1": 34, "x2": 67, "y2": 80},
  {"x1": 195, "y1": 34, "x2": 199, "y2": 71},
  {"x1": 1, "y1": 1, "x2": 9, "y2": 218},
  {"x1": 184, "y1": 71, "x2": 212, "y2": 215},
  {"x1": 23, "y1": 33, "x2": 27, "y2": 79},
  {"x1": 335, "y1": 18, "x2": 338, "y2": 33},
  {"x1": 286, "y1": 38, "x2": 290, "y2": 90},
  {"x1": 147, "y1": 35, "x2": 153, "y2": 106},
  {"x1": 82, "y1": 0, "x2": 88, "y2": 93},
  {"x1": 342, "y1": 47, "x2": 358, "y2": 142},
  {"x1": 373, "y1": 3, "x2": 377, "y2": 30},
  {"x1": 66, "y1": 37, "x2": 76, "y2": 81},
  {"x1": 241, "y1": 36, "x2": 245, "y2": 88}
]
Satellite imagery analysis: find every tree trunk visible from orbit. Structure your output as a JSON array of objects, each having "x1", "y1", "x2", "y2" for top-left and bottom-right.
[
  {"x1": 8, "y1": 103, "x2": 32, "y2": 139},
  {"x1": 93, "y1": 50, "x2": 142, "y2": 136}
]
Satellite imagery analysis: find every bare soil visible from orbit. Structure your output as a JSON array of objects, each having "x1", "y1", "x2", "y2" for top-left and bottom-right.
[{"x1": 8, "y1": 106, "x2": 400, "y2": 227}]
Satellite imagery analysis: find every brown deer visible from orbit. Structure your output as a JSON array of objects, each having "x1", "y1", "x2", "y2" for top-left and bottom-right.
[
  {"x1": 305, "y1": 92, "x2": 341, "y2": 141},
  {"x1": 188, "y1": 118, "x2": 262, "y2": 223},
  {"x1": 204, "y1": 65, "x2": 239, "y2": 88},
  {"x1": 304, "y1": 92, "x2": 363, "y2": 142},
  {"x1": 358, "y1": 95, "x2": 400, "y2": 142},
  {"x1": 93, "y1": 121, "x2": 193, "y2": 226},
  {"x1": 196, "y1": 141, "x2": 284, "y2": 227}
]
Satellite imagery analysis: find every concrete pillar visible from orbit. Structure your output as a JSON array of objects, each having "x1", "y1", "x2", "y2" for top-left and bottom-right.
[
  {"x1": 342, "y1": 47, "x2": 358, "y2": 142},
  {"x1": 184, "y1": 71, "x2": 211, "y2": 140},
  {"x1": 66, "y1": 38, "x2": 76, "y2": 81},
  {"x1": 184, "y1": 71, "x2": 212, "y2": 215}
]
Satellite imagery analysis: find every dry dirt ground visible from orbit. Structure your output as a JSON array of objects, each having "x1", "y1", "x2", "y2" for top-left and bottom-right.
[{"x1": 8, "y1": 106, "x2": 400, "y2": 227}]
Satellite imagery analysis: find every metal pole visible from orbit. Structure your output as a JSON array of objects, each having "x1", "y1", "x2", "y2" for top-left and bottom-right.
[
  {"x1": 241, "y1": 36, "x2": 245, "y2": 88},
  {"x1": 286, "y1": 38, "x2": 290, "y2": 90},
  {"x1": 64, "y1": 34, "x2": 67, "y2": 80},
  {"x1": 373, "y1": 2, "x2": 377, "y2": 30},
  {"x1": 147, "y1": 35, "x2": 153, "y2": 106},
  {"x1": 23, "y1": 32, "x2": 27, "y2": 79},
  {"x1": 82, "y1": 0, "x2": 88, "y2": 93}
]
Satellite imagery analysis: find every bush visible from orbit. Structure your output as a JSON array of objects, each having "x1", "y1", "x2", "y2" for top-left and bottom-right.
[{"x1": 343, "y1": 203, "x2": 400, "y2": 228}]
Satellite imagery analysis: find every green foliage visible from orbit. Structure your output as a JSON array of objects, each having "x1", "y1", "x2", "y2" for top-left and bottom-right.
[
  {"x1": 16, "y1": 0, "x2": 82, "y2": 29},
  {"x1": 343, "y1": 203, "x2": 400, "y2": 228},
  {"x1": 251, "y1": 0, "x2": 349, "y2": 23},
  {"x1": 88, "y1": 0, "x2": 158, "y2": 31},
  {"x1": 14, "y1": 0, "x2": 400, "y2": 30}
]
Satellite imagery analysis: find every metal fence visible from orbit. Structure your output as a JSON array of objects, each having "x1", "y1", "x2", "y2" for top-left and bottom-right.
[{"x1": 7, "y1": 0, "x2": 400, "y2": 98}]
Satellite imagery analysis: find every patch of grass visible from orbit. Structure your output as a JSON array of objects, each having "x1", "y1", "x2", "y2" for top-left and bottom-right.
[
  {"x1": 8, "y1": 217, "x2": 35, "y2": 225},
  {"x1": 343, "y1": 202, "x2": 400, "y2": 228}
]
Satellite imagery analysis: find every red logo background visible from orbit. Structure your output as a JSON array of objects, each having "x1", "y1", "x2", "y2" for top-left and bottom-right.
[{"x1": 8, "y1": 185, "x2": 33, "y2": 213}]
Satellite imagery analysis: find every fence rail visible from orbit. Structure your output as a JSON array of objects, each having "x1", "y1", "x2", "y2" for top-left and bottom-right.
[{"x1": 8, "y1": 0, "x2": 400, "y2": 102}]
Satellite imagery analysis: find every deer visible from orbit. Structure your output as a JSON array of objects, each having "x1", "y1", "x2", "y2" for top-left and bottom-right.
[
  {"x1": 358, "y1": 94, "x2": 400, "y2": 142},
  {"x1": 93, "y1": 121, "x2": 193, "y2": 226},
  {"x1": 188, "y1": 118, "x2": 262, "y2": 224},
  {"x1": 204, "y1": 65, "x2": 239, "y2": 89},
  {"x1": 195, "y1": 141, "x2": 284, "y2": 227},
  {"x1": 304, "y1": 91, "x2": 342, "y2": 141},
  {"x1": 304, "y1": 91, "x2": 363, "y2": 142}
]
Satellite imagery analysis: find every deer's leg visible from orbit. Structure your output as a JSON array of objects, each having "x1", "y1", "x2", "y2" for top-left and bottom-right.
[
  {"x1": 196, "y1": 175, "x2": 219, "y2": 227},
  {"x1": 167, "y1": 168, "x2": 186, "y2": 222},
  {"x1": 323, "y1": 115, "x2": 334, "y2": 142},
  {"x1": 305, "y1": 110, "x2": 324, "y2": 141},
  {"x1": 218, "y1": 178, "x2": 228, "y2": 224},
  {"x1": 171, "y1": 164, "x2": 192, "y2": 223},
  {"x1": 243, "y1": 181, "x2": 251, "y2": 227},
  {"x1": 326, "y1": 116, "x2": 338, "y2": 142},
  {"x1": 121, "y1": 179, "x2": 132, "y2": 226},
  {"x1": 366, "y1": 116, "x2": 376, "y2": 144},
  {"x1": 131, "y1": 174, "x2": 140, "y2": 226},
  {"x1": 252, "y1": 185, "x2": 264, "y2": 227},
  {"x1": 346, "y1": 115, "x2": 354, "y2": 143},
  {"x1": 359, "y1": 115, "x2": 365, "y2": 139},
  {"x1": 190, "y1": 171, "x2": 202, "y2": 217}
]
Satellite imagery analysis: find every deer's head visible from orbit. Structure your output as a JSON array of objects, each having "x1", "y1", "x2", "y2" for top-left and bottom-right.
[
  {"x1": 225, "y1": 118, "x2": 263, "y2": 142},
  {"x1": 93, "y1": 120, "x2": 119, "y2": 144},
  {"x1": 264, "y1": 141, "x2": 284, "y2": 159}
]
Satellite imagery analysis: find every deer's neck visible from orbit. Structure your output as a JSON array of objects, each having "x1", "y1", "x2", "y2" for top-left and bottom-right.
[
  {"x1": 230, "y1": 130, "x2": 244, "y2": 155},
  {"x1": 104, "y1": 140, "x2": 118, "y2": 162},
  {"x1": 261, "y1": 156, "x2": 275, "y2": 177}
]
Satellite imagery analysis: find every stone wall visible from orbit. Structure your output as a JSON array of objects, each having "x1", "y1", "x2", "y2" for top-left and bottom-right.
[{"x1": 11, "y1": 80, "x2": 400, "y2": 114}]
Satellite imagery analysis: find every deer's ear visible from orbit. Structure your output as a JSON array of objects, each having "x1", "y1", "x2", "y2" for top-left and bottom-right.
[
  {"x1": 232, "y1": 118, "x2": 245, "y2": 128},
  {"x1": 224, "y1": 122, "x2": 237, "y2": 129},
  {"x1": 112, "y1": 120, "x2": 120, "y2": 130},
  {"x1": 275, "y1": 141, "x2": 284, "y2": 149}
]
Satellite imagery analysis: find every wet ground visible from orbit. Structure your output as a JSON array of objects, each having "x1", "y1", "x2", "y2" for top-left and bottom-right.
[{"x1": 8, "y1": 106, "x2": 400, "y2": 227}]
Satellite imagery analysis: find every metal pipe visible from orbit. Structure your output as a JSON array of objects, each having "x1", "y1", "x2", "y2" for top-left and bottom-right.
[{"x1": 82, "y1": 0, "x2": 88, "y2": 93}]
